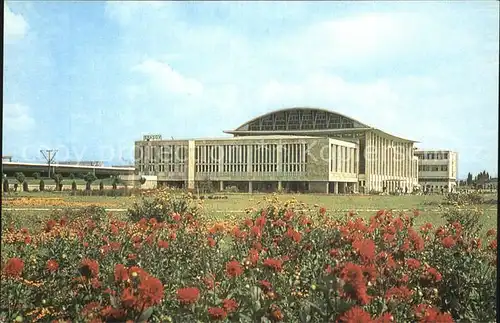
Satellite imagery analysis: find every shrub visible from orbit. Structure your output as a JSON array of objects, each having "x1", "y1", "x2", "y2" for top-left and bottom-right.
[
  {"x1": 39, "y1": 180, "x2": 45, "y2": 191},
  {"x1": 127, "y1": 190, "x2": 201, "y2": 223},
  {"x1": 32, "y1": 172, "x2": 41, "y2": 180},
  {"x1": 15, "y1": 172, "x2": 26, "y2": 185},
  {"x1": 224, "y1": 186, "x2": 239, "y2": 193},
  {"x1": 140, "y1": 177, "x2": 147, "y2": 185},
  {"x1": 71, "y1": 181, "x2": 77, "y2": 191},
  {"x1": 444, "y1": 192, "x2": 483, "y2": 206},
  {"x1": 52, "y1": 173, "x2": 64, "y2": 191},
  {"x1": 69, "y1": 173, "x2": 76, "y2": 179},
  {"x1": 22, "y1": 182, "x2": 29, "y2": 192},
  {"x1": 3, "y1": 178, "x2": 9, "y2": 193},
  {"x1": 99, "y1": 181, "x2": 104, "y2": 191}
]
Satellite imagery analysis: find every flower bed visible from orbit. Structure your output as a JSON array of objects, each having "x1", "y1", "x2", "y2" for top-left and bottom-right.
[
  {"x1": 0, "y1": 193, "x2": 497, "y2": 322},
  {"x1": 2, "y1": 197, "x2": 119, "y2": 208}
]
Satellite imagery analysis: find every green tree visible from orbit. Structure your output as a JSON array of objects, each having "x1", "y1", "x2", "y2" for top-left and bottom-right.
[
  {"x1": 15, "y1": 172, "x2": 25, "y2": 186},
  {"x1": 39, "y1": 179, "x2": 45, "y2": 191},
  {"x1": 466, "y1": 173, "x2": 473, "y2": 186},
  {"x1": 72, "y1": 180, "x2": 77, "y2": 191},
  {"x1": 69, "y1": 173, "x2": 76, "y2": 179},
  {"x1": 23, "y1": 181, "x2": 29, "y2": 192},
  {"x1": 111, "y1": 176, "x2": 120, "y2": 190},
  {"x1": 83, "y1": 172, "x2": 98, "y2": 191},
  {"x1": 3, "y1": 178, "x2": 9, "y2": 194},
  {"x1": 99, "y1": 180, "x2": 104, "y2": 191},
  {"x1": 32, "y1": 172, "x2": 41, "y2": 180},
  {"x1": 52, "y1": 173, "x2": 64, "y2": 191}
]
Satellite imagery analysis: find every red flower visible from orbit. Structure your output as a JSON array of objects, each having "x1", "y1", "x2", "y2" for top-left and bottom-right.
[
  {"x1": 414, "y1": 304, "x2": 454, "y2": 323},
  {"x1": 225, "y1": 260, "x2": 244, "y2": 278},
  {"x1": 442, "y1": 236, "x2": 456, "y2": 248},
  {"x1": 171, "y1": 212, "x2": 181, "y2": 222},
  {"x1": 255, "y1": 215, "x2": 267, "y2": 228},
  {"x1": 24, "y1": 236, "x2": 32, "y2": 245},
  {"x1": 385, "y1": 286, "x2": 414, "y2": 302},
  {"x1": 208, "y1": 307, "x2": 227, "y2": 320},
  {"x1": 406, "y1": 258, "x2": 421, "y2": 270},
  {"x1": 45, "y1": 219, "x2": 57, "y2": 232},
  {"x1": 375, "y1": 312, "x2": 394, "y2": 323},
  {"x1": 208, "y1": 237, "x2": 217, "y2": 248},
  {"x1": 286, "y1": 228, "x2": 302, "y2": 243},
  {"x1": 259, "y1": 280, "x2": 272, "y2": 293},
  {"x1": 329, "y1": 249, "x2": 340, "y2": 258},
  {"x1": 46, "y1": 259, "x2": 59, "y2": 272},
  {"x1": 486, "y1": 229, "x2": 496, "y2": 237},
  {"x1": 3, "y1": 257, "x2": 24, "y2": 277},
  {"x1": 352, "y1": 239, "x2": 376, "y2": 262},
  {"x1": 114, "y1": 264, "x2": 129, "y2": 282},
  {"x1": 489, "y1": 239, "x2": 497, "y2": 250},
  {"x1": 222, "y1": 298, "x2": 238, "y2": 313},
  {"x1": 270, "y1": 305, "x2": 284, "y2": 321},
  {"x1": 81, "y1": 301, "x2": 101, "y2": 318},
  {"x1": 339, "y1": 306, "x2": 373, "y2": 323},
  {"x1": 157, "y1": 240, "x2": 169, "y2": 249},
  {"x1": 121, "y1": 287, "x2": 136, "y2": 308},
  {"x1": 110, "y1": 224, "x2": 119, "y2": 235},
  {"x1": 91, "y1": 278, "x2": 101, "y2": 289},
  {"x1": 423, "y1": 267, "x2": 442, "y2": 282},
  {"x1": 177, "y1": 287, "x2": 200, "y2": 305},
  {"x1": 203, "y1": 274, "x2": 215, "y2": 289},
  {"x1": 250, "y1": 226, "x2": 262, "y2": 238},
  {"x1": 263, "y1": 258, "x2": 283, "y2": 272},
  {"x1": 340, "y1": 263, "x2": 371, "y2": 305},
  {"x1": 247, "y1": 249, "x2": 259, "y2": 266},
  {"x1": 244, "y1": 219, "x2": 253, "y2": 227},
  {"x1": 136, "y1": 275, "x2": 164, "y2": 309},
  {"x1": 319, "y1": 207, "x2": 326, "y2": 215},
  {"x1": 80, "y1": 259, "x2": 99, "y2": 278}
]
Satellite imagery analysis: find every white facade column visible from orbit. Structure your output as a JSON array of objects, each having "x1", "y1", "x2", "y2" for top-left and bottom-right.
[
  {"x1": 334, "y1": 181, "x2": 339, "y2": 194},
  {"x1": 220, "y1": 181, "x2": 224, "y2": 191},
  {"x1": 187, "y1": 140, "x2": 196, "y2": 190},
  {"x1": 350, "y1": 148, "x2": 355, "y2": 174},
  {"x1": 247, "y1": 145, "x2": 252, "y2": 174},
  {"x1": 336, "y1": 145, "x2": 341, "y2": 172},
  {"x1": 277, "y1": 144, "x2": 282, "y2": 173}
]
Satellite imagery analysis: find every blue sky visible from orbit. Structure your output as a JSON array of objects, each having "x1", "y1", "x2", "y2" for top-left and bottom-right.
[{"x1": 3, "y1": 1, "x2": 499, "y2": 178}]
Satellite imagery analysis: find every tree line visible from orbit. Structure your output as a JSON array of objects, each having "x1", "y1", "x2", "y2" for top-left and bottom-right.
[{"x1": 464, "y1": 170, "x2": 495, "y2": 187}]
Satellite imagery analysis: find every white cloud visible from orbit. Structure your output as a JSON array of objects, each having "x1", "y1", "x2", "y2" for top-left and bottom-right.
[
  {"x1": 4, "y1": 3, "x2": 28, "y2": 43},
  {"x1": 3, "y1": 103, "x2": 35, "y2": 133},
  {"x1": 259, "y1": 74, "x2": 403, "y2": 129},
  {"x1": 132, "y1": 59, "x2": 204, "y2": 96},
  {"x1": 105, "y1": 1, "x2": 169, "y2": 26}
]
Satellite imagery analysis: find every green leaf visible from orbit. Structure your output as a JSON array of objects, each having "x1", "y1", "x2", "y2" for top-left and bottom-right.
[{"x1": 137, "y1": 307, "x2": 154, "y2": 323}]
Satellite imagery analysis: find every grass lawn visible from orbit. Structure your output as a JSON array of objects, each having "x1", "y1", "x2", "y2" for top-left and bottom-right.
[{"x1": 2, "y1": 192, "x2": 497, "y2": 236}]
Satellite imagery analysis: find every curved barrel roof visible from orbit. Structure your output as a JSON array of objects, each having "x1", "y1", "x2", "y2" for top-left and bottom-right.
[{"x1": 224, "y1": 107, "x2": 417, "y2": 143}]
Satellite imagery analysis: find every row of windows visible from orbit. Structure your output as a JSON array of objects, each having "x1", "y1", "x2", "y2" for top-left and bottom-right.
[
  {"x1": 139, "y1": 144, "x2": 312, "y2": 174},
  {"x1": 416, "y1": 152, "x2": 449, "y2": 160},
  {"x1": 419, "y1": 165, "x2": 448, "y2": 172},
  {"x1": 419, "y1": 178, "x2": 456, "y2": 182},
  {"x1": 330, "y1": 144, "x2": 357, "y2": 173}
]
